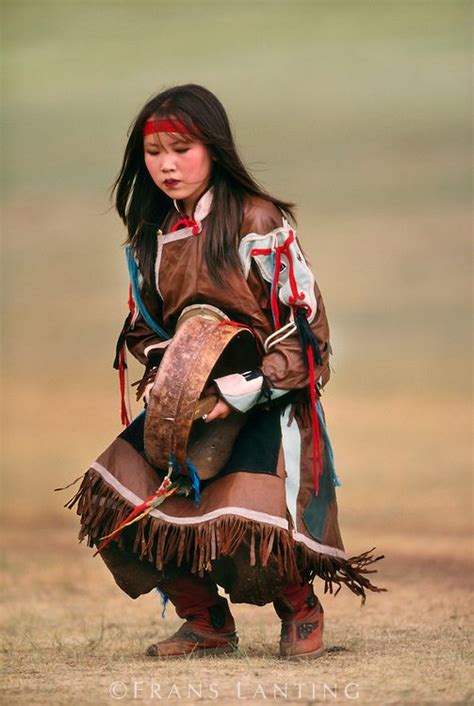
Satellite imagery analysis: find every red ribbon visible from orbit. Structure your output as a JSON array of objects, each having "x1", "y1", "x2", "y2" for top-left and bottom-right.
[
  {"x1": 143, "y1": 119, "x2": 191, "y2": 136},
  {"x1": 117, "y1": 283, "x2": 136, "y2": 427},
  {"x1": 171, "y1": 216, "x2": 199, "y2": 235},
  {"x1": 307, "y1": 343, "x2": 323, "y2": 495},
  {"x1": 95, "y1": 476, "x2": 173, "y2": 554},
  {"x1": 118, "y1": 347, "x2": 131, "y2": 427}
]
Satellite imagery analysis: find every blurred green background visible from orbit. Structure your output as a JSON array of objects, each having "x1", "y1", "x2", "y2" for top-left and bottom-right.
[{"x1": 1, "y1": 0, "x2": 471, "y2": 529}]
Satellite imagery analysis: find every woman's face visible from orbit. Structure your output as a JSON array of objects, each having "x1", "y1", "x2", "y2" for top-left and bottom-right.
[{"x1": 144, "y1": 130, "x2": 213, "y2": 215}]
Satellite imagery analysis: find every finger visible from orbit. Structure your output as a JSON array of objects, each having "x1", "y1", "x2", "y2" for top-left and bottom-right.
[
  {"x1": 194, "y1": 394, "x2": 218, "y2": 420},
  {"x1": 203, "y1": 408, "x2": 218, "y2": 423},
  {"x1": 204, "y1": 400, "x2": 225, "y2": 423}
]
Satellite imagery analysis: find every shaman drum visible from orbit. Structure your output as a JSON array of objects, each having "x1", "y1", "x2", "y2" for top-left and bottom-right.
[{"x1": 143, "y1": 305, "x2": 261, "y2": 480}]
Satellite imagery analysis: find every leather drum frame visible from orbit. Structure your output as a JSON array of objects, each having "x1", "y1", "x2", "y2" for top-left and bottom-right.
[{"x1": 144, "y1": 315, "x2": 261, "y2": 478}]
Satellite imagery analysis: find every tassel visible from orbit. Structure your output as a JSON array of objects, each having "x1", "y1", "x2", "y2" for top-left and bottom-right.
[
  {"x1": 167, "y1": 453, "x2": 200, "y2": 504},
  {"x1": 168, "y1": 454, "x2": 181, "y2": 478},
  {"x1": 94, "y1": 469, "x2": 175, "y2": 554},
  {"x1": 185, "y1": 458, "x2": 201, "y2": 506},
  {"x1": 168, "y1": 453, "x2": 200, "y2": 502},
  {"x1": 306, "y1": 343, "x2": 323, "y2": 495},
  {"x1": 113, "y1": 311, "x2": 133, "y2": 370},
  {"x1": 114, "y1": 283, "x2": 137, "y2": 426},
  {"x1": 258, "y1": 373, "x2": 272, "y2": 405},
  {"x1": 54, "y1": 472, "x2": 86, "y2": 492},
  {"x1": 292, "y1": 307, "x2": 324, "y2": 494},
  {"x1": 295, "y1": 307, "x2": 322, "y2": 367},
  {"x1": 118, "y1": 347, "x2": 132, "y2": 427},
  {"x1": 155, "y1": 587, "x2": 169, "y2": 618}
]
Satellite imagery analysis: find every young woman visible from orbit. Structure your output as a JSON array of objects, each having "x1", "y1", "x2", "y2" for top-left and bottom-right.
[{"x1": 69, "y1": 84, "x2": 383, "y2": 660}]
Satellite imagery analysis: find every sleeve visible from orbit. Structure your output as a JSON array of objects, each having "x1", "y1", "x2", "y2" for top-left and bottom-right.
[
  {"x1": 125, "y1": 313, "x2": 170, "y2": 367},
  {"x1": 120, "y1": 274, "x2": 170, "y2": 368},
  {"x1": 212, "y1": 200, "x2": 331, "y2": 413},
  {"x1": 259, "y1": 275, "x2": 331, "y2": 391}
]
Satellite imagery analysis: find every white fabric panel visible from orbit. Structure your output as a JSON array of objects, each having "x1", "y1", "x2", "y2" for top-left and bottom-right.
[{"x1": 280, "y1": 405, "x2": 302, "y2": 531}]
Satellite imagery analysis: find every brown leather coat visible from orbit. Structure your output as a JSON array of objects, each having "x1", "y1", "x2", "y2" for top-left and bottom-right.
[{"x1": 125, "y1": 193, "x2": 331, "y2": 393}]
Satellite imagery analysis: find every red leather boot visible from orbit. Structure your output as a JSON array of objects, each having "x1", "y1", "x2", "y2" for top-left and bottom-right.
[
  {"x1": 273, "y1": 581, "x2": 324, "y2": 660},
  {"x1": 146, "y1": 573, "x2": 238, "y2": 658}
]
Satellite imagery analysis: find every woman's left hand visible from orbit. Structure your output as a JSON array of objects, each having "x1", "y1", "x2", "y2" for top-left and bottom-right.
[{"x1": 203, "y1": 398, "x2": 232, "y2": 423}]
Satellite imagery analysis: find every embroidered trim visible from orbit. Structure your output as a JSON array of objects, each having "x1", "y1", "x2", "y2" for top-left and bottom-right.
[{"x1": 238, "y1": 220, "x2": 317, "y2": 325}]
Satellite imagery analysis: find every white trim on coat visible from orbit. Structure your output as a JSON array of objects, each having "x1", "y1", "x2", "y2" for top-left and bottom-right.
[
  {"x1": 144, "y1": 340, "x2": 171, "y2": 357},
  {"x1": 292, "y1": 531, "x2": 347, "y2": 560},
  {"x1": 155, "y1": 227, "x2": 194, "y2": 297},
  {"x1": 89, "y1": 460, "x2": 348, "y2": 561},
  {"x1": 90, "y1": 461, "x2": 288, "y2": 529},
  {"x1": 280, "y1": 406, "x2": 301, "y2": 532}
]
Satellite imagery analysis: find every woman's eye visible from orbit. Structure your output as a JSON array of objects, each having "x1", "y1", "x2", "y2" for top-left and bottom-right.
[
  {"x1": 175, "y1": 148, "x2": 190, "y2": 154},
  {"x1": 146, "y1": 151, "x2": 160, "y2": 156}
]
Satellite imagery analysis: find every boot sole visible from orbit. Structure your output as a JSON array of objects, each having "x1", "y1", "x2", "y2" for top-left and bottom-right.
[
  {"x1": 280, "y1": 646, "x2": 325, "y2": 661},
  {"x1": 146, "y1": 643, "x2": 239, "y2": 659}
]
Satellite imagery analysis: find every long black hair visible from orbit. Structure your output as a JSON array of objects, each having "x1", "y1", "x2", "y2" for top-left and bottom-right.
[{"x1": 111, "y1": 84, "x2": 295, "y2": 286}]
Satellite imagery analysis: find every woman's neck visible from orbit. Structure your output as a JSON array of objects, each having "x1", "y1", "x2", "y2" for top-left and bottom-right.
[{"x1": 180, "y1": 184, "x2": 211, "y2": 218}]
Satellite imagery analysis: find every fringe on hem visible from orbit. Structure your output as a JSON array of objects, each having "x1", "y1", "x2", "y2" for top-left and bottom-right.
[{"x1": 65, "y1": 468, "x2": 385, "y2": 603}]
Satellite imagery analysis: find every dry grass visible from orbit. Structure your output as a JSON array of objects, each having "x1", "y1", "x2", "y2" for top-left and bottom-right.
[
  {"x1": 1, "y1": 524, "x2": 472, "y2": 706},
  {"x1": 1, "y1": 391, "x2": 473, "y2": 705}
]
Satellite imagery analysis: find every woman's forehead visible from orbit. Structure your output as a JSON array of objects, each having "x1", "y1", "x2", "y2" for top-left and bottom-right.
[{"x1": 143, "y1": 132, "x2": 194, "y2": 148}]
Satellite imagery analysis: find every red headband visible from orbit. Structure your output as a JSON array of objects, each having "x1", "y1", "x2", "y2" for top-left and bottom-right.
[{"x1": 143, "y1": 118, "x2": 192, "y2": 136}]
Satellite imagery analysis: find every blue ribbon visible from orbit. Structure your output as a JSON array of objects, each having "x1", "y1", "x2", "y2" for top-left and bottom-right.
[
  {"x1": 185, "y1": 458, "x2": 201, "y2": 506},
  {"x1": 155, "y1": 588, "x2": 169, "y2": 618},
  {"x1": 316, "y1": 400, "x2": 342, "y2": 487},
  {"x1": 125, "y1": 245, "x2": 170, "y2": 340}
]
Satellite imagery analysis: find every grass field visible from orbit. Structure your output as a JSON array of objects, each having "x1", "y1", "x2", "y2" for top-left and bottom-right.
[{"x1": 1, "y1": 2, "x2": 472, "y2": 704}]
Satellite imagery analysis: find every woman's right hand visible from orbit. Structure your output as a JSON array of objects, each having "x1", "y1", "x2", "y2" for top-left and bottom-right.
[{"x1": 203, "y1": 397, "x2": 233, "y2": 423}]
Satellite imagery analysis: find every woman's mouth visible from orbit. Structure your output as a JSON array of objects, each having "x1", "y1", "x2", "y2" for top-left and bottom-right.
[{"x1": 164, "y1": 179, "x2": 180, "y2": 188}]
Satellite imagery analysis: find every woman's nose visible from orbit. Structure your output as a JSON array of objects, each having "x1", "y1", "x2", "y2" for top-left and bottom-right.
[{"x1": 161, "y1": 154, "x2": 176, "y2": 172}]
